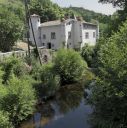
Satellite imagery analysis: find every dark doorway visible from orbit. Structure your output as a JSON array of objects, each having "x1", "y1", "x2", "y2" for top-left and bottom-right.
[{"x1": 47, "y1": 43, "x2": 51, "y2": 49}]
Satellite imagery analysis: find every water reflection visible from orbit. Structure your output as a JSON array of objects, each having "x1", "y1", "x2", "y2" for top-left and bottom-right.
[
  {"x1": 55, "y1": 84, "x2": 84, "y2": 114},
  {"x1": 21, "y1": 84, "x2": 91, "y2": 128}
]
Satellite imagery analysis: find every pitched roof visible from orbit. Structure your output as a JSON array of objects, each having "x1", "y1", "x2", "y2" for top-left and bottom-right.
[
  {"x1": 39, "y1": 19, "x2": 97, "y2": 27},
  {"x1": 39, "y1": 20, "x2": 62, "y2": 27},
  {"x1": 82, "y1": 21, "x2": 97, "y2": 26}
]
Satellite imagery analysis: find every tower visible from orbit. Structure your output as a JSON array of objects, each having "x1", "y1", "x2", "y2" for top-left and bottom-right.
[{"x1": 29, "y1": 14, "x2": 41, "y2": 46}]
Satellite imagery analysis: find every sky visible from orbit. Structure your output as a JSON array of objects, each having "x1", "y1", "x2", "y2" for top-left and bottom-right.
[{"x1": 51, "y1": 0, "x2": 118, "y2": 15}]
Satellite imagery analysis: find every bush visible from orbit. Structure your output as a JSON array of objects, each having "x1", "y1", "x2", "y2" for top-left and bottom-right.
[
  {"x1": 1, "y1": 57, "x2": 29, "y2": 83},
  {"x1": 1, "y1": 76, "x2": 36, "y2": 126},
  {"x1": 30, "y1": 62, "x2": 43, "y2": 81},
  {"x1": 81, "y1": 44, "x2": 94, "y2": 67},
  {"x1": 0, "y1": 111, "x2": 13, "y2": 128},
  {"x1": 34, "y1": 63, "x2": 60, "y2": 97},
  {"x1": 0, "y1": 85, "x2": 7, "y2": 104},
  {"x1": 0, "y1": 67, "x2": 4, "y2": 84},
  {"x1": 54, "y1": 49, "x2": 87, "y2": 84}
]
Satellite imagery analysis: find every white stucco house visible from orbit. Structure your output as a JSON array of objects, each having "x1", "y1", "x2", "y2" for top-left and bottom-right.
[{"x1": 29, "y1": 14, "x2": 99, "y2": 50}]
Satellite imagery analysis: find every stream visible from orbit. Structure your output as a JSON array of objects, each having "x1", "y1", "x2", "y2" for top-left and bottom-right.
[{"x1": 21, "y1": 84, "x2": 93, "y2": 128}]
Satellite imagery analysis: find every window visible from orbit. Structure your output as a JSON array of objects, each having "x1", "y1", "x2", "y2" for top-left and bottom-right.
[
  {"x1": 83, "y1": 24, "x2": 88, "y2": 29},
  {"x1": 51, "y1": 32, "x2": 56, "y2": 39},
  {"x1": 42, "y1": 43, "x2": 45, "y2": 46},
  {"x1": 68, "y1": 32, "x2": 71, "y2": 39},
  {"x1": 52, "y1": 44, "x2": 54, "y2": 47},
  {"x1": 43, "y1": 34, "x2": 46, "y2": 39},
  {"x1": 93, "y1": 32, "x2": 96, "y2": 38},
  {"x1": 85, "y1": 32, "x2": 89, "y2": 39}
]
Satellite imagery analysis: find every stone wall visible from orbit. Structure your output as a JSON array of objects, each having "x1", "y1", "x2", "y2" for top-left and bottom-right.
[{"x1": 0, "y1": 48, "x2": 53, "y2": 63}]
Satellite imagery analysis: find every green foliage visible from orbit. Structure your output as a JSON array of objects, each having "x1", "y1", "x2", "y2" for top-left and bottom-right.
[
  {"x1": 88, "y1": 20, "x2": 127, "y2": 127},
  {"x1": 0, "y1": 6, "x2": 23, "y2": 52},
  {"x1": 68, "y1": 7, "x2": 111, "y2": 23},
  {"x1": 0, "y1": 111, "x2": 13, "y2": 128},
  {"x1": 54, "y1": 49, "x2": 87, "y2": 84},
  {"x1": 0, "y1": 85, "x2": 7, "y2": 105},
  {"x1": 33, "y1": 63, "x2": 60, "y2": 97},
  {"x1": 1, "y1": 57, "x2": 29, "y2": 84},
  {"x1": 0, "y1": 68, "x2": 4, "y2": 84},
  {"x1": 99, "y1": 0, "x2": 127, "y2": 8},
  {"x1": 91, "y1": 37, "x2": 107, "y2": 68},
  {"x1": 99, "y1": 0, "x2": 127, "y2": 37},
  {"x1": 81, "y1": 44, "x2": 95, "y2": 67},
  {"x1": 30, "y1": 56, "x2": 43, "y2": 81},
  {"x1": 1, "y1": 76, "x2": 36, "y2": 126},
  {"x1": 0, "y1": 0, "x2": 25, "y2": 21},
  {"x1": 29, "y1": 0, "x2": 65, "y2": 22}
]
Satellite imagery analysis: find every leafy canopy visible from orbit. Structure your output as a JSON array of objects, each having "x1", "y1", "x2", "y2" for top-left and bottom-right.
[
  {"x1": 0, "y1": 111, "x2": 13, "y2": 128},
  {"x1": 0, "y1": 7, "x2": 23, "y2": 52},
  {"x1": 54, "y1": 49, "x2": 87, "y2": 84},
  {"x1": 88, "y1": 19, "x2": 127, "y2": 127},
  {"x1": 1, "y1": 76, "x2": 36, "y2": 126},
  {"x1": 99, "y1": 0, "x2": 127, "y2": 8}
]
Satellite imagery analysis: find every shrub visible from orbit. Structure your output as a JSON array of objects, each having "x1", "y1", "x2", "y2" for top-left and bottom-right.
[
  {"x1": 0, "y1": 67, "x2": 4, "y2": 84},
  {"x1": 0, "y1": 111, "x2": 13, "y2": 128},
  {"x1": 34, "y1": 63, "x2": 60, "y2": 97},
  {"x1": 54, "y1": 49, "x2": 87, "y2": 84},
  {"x1": 1, "y1": 76, "x2": 36, "y2": 126},
  {"x1": 41, "y1": 63, "x2": 60, "y2": 96},
  {"x1": 81, "y1": 44, "x2": 94, "y2": 67},
  {"x1": 0, "y1": 85, "x2": 7, "y2": 104},
  {"x1": 30, "y1": 62, "x2": 43, "y2": 81},
  {"x1": 1, "y1": 57, "x2": 29, "y2": 83}
]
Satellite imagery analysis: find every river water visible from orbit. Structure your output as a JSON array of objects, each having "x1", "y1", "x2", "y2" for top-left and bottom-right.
[{"x1": 21, "y1": 84, "x2": 93, "y2": 128}]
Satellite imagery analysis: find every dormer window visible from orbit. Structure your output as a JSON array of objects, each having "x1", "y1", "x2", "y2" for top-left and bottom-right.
[{"x1": 51, "y1": 32, "x2": 56, "y2": 39}]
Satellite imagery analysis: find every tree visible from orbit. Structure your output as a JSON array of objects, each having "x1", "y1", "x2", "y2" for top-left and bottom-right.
[
  {"x1": 54, "y1": 49, "x2": 87, "y2": 84},
  {"x1": 99, "y1": 0, "x2": 127, "y2": 8},
  {"x1": 29, "y1": 0, "x2": 65, "y2": 22},
  {"x1": 88, "y1": 20, "x2": 127, "y2": 127},
  {"x1": 1, "y1": 57, "x2": 29, "y2": 84},
  {"x1": 1, "y1": 76, "x2": 36, "y2": 126},
  {"x1": 0, "y1": 111, "x2": 13, "y2": 128},
  {"x1": 99, "y1": 0, "x2": 127, "y2": 37},
  {"x1": 0, "y1": 7, "x2": 23, "y2": 52}
]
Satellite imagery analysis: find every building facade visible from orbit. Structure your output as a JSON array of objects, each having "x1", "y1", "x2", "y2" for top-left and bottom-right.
[{"x1": 29, "y1": 14, "x2": 99, "y2": 50}]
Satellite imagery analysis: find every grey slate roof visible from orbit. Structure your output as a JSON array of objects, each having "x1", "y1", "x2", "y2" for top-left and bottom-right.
[
  {"x1": 39, "y1": 19, "x2": 97, "y2": 27},
  {"x1": 39, "y1": 20, "x2": 62, "y2": 27}
]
